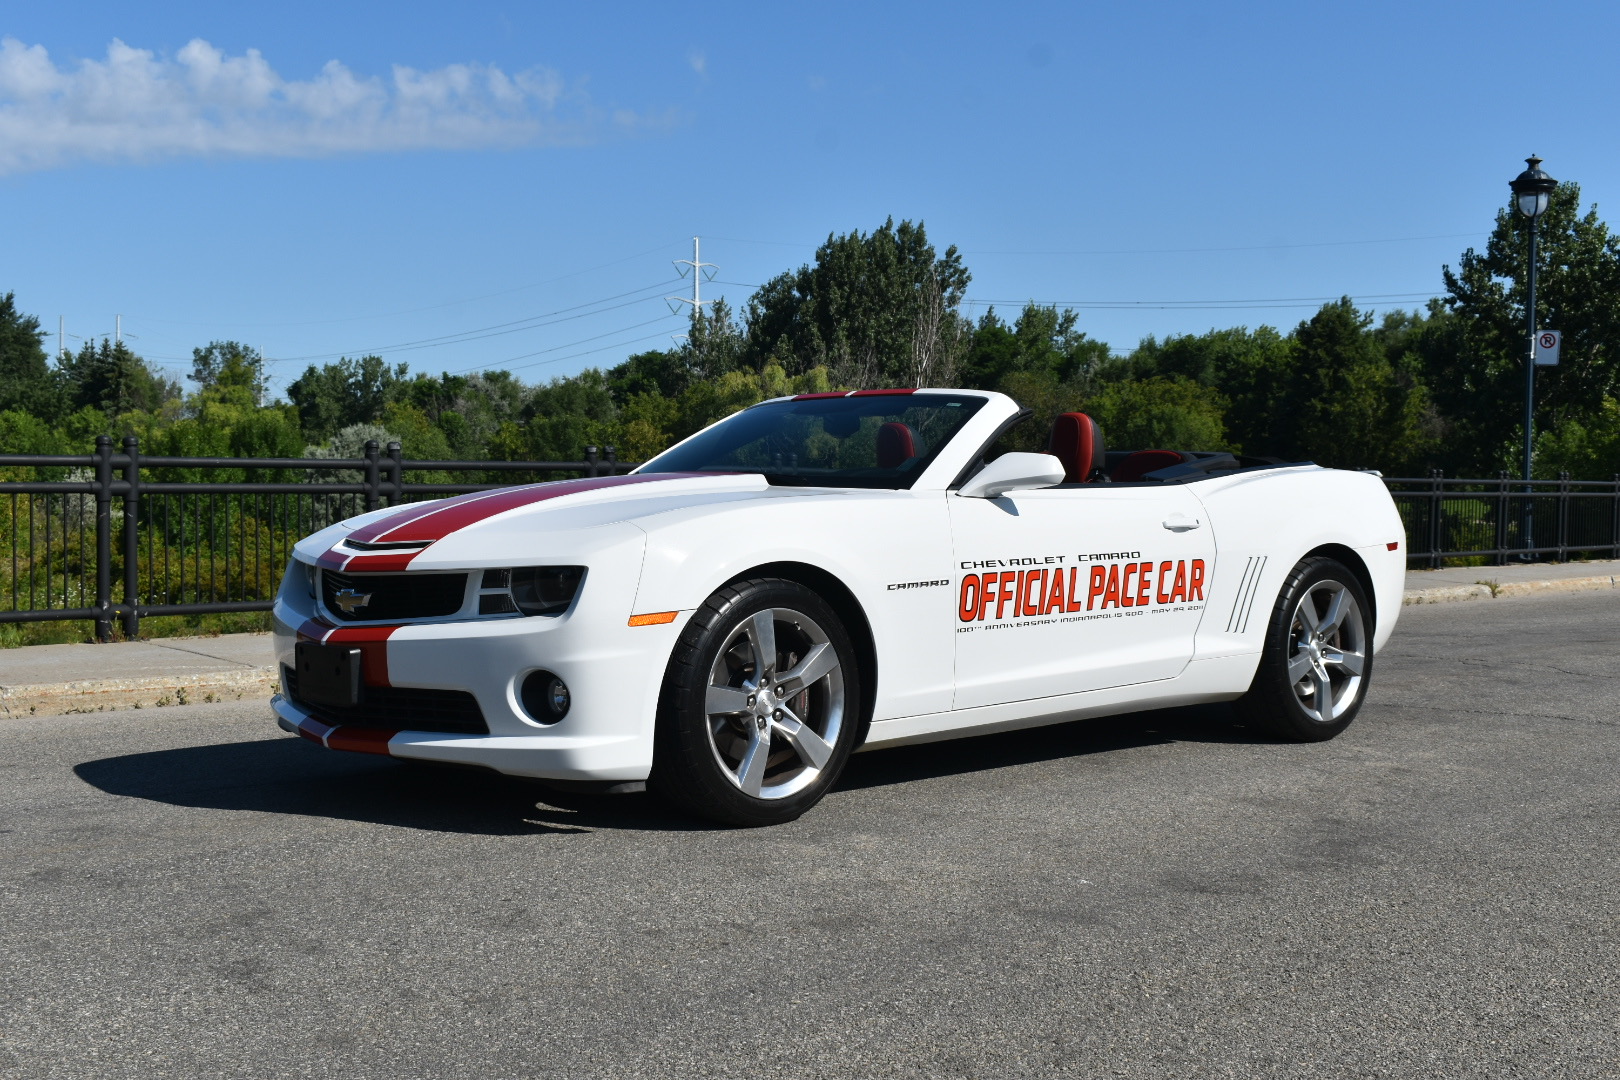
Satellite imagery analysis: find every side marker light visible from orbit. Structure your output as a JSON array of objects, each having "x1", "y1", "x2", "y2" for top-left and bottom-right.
[
  {"x1": 1387, "y1": 541, "x2": 1400, "y2": 551},
  {"x1": 628, "y1": 611, "x2": 678, "y2": 627}
]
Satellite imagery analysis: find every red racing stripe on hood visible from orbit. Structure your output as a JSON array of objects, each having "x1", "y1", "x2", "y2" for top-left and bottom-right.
[{"x1": 321, "y1": 473, "x2": 703, "y2": 572}]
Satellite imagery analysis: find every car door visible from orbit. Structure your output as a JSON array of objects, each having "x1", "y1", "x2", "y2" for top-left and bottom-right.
[{"x1": 950, "y1": 484, "x2": 1216, "y2": 710}]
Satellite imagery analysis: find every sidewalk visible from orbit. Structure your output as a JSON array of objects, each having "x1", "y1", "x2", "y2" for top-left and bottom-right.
[
  {"x1": 3, "y1": 560, "x2": 1617, "y2": 718},
  {"x1": 0, "y1": 634, "x2": 276, "y2": 718},
  {"x1": 1401, "y1": 558, "x2": 1620, "y2": 605}
]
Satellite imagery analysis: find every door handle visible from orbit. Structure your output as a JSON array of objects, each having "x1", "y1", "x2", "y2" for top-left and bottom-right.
[{"x1": 1162, "y1": 514, "x2": 1202, "y2": 532}]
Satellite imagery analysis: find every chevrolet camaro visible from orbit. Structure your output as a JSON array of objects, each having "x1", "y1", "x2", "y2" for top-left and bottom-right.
[{"x1": 272, "y1": 389, "x2": 1405, "y2": 825}]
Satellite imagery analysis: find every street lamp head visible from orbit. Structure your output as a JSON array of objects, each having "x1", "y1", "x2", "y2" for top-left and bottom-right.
[{"x1": 1510, "y1": 154, "x2": 1558, "y2": 219}]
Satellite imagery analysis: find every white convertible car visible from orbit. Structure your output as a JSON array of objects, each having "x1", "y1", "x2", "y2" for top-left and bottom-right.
[{"x1": 273, "y1": 389, "x2": 1405, "y2": 825}]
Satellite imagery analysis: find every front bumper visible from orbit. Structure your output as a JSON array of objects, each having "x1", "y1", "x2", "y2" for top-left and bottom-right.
[
  {"x1": 271, "y1": 533, "x2": 686, "y2": 782},
  {"x1": 271, "y1": 690, "x2": 657, "y2": 781}
]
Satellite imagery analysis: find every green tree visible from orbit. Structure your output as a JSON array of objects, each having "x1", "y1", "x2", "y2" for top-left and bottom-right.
[
  {"x1": 58, "y1": 338, "x2": 177, "y2": 417},
  {"x1": 188, "y1": 341, "x2": 268, "y2": 405},
  {"x1": 1087, "y1": 376, "x2": 1230, "y2": 453},
  {"x1": 744, "y1": 218, "x2": 970, "y2": 387},
  {"x1": 0, "y1": 292, "x2": 60, "y2": 417},
  {"x1": 286, "y1": 355, "x2": 406, "y2": 441},
  {"x1": 1285, "y1": 298, "x2": 1436, "y2": 471},
  {"x1": 960, "y1": 303, "x2": 1114, "y2": 392},
  {"x1": 1129, "y1": 325, "x2": 1293, "y2": 456},
  {"x1": 1435, "y1": 180, "x2": 1620, "y2": 474}
]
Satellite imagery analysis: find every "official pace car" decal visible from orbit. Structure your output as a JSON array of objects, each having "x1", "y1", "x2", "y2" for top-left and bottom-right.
[{"x1": 957, "y1": 553, "x2": 1207, "y2": 625}]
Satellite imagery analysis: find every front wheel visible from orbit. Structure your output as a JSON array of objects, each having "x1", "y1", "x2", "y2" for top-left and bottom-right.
[
  {"x1": 650, "y1": 577, "x2": 861, "y2": 826},
  {"x1": 1233, "y1": 557, "x2": 1373, "y2": 742}
]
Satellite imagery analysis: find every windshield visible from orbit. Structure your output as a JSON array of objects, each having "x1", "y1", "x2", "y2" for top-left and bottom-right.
[{"x1": 639, "y1": 392, "x2": 987, "y2": 489}]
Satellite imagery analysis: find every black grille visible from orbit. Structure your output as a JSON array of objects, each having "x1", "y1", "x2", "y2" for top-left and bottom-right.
[
  {"x1": 321, "y1": 569, "x2": 467, "y2": 622},
  {"x1": 284, "y1": 666, "x2": 489, "y2": 735}
]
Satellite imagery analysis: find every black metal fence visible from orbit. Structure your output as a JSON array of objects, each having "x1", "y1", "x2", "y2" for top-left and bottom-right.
[
  {"x1": 0, "y1": 436, "x2": 633, "y2": 641},
  {"x1": 4, "y1": 446, "x2": 1619, "y2": 640},
  {"x1": 1385, "y1": 471, "x2": 1620, "y2": 568}
]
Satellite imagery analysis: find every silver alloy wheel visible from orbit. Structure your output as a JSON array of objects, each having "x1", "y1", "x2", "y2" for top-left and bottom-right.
[
  {"x1": 1286, "y1": 578, "x2": 1367, "y2": 724},
  {"x1": 702, "y1": 606, "x2": 845, "y2": 800}
]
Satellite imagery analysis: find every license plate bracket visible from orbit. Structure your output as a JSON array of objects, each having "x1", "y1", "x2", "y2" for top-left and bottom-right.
[{"x1": 295, "y1": 641, "x2": 362, "y2": 707}]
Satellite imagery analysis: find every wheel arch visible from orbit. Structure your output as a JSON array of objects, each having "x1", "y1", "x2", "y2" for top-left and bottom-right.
[
  {"x1": 1301, "y1": 543, "x2": 1377, "y2": 633},
  {"x1": 722, "y1": 560, "x2": 879, "y2": 748}
]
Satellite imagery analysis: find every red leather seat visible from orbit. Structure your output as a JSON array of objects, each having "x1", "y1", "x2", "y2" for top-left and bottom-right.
[
  {"x1": 1111, "y1": 449, "x2": 1186, "y2": 483},
  {"x1": 876, "y1": 422, "x2": 917, "y2": 469},
  {"x1": 1047, "y1": 412, "x2": 1106, "y2": 483}
]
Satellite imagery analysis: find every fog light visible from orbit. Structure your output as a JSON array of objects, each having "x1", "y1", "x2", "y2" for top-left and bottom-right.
[{"x1": 520, "y1": 670, "x2": 570, "y2": 724}]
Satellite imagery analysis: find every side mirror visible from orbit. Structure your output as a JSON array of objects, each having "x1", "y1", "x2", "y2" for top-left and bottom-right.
[{"x1": 956, "y1": 452, "x2": 1067, "y2": 499}]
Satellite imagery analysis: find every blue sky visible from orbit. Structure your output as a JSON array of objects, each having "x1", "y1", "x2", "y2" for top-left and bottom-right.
[{"x1": 3, "y1": 1, "x2": 1618, "y2": 396}]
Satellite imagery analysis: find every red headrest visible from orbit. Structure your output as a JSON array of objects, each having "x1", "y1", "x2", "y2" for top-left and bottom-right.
[
  {"x1": 876, "y1": 422, "x2": 917, "y2": 469},
  {"x1": 1111, "y1": 449, "x2": 1186, "y2": 483},
  {"x1": 1047, "y1": 412, "x2": 1106, "y2": 483}
]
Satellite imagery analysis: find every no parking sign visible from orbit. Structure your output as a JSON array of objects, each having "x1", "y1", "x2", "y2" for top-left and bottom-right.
[{"x1": 1534, "y1": 330, "x2": 1561, "y2": 366}]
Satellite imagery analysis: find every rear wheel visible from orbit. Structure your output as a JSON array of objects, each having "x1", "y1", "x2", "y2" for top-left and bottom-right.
[
  {"x1": 1233, "y1": 557, "x2": 1372, "y2": 741},
  {"x1": 650, "y1": 577, "x2": 860, "y2": 826}
]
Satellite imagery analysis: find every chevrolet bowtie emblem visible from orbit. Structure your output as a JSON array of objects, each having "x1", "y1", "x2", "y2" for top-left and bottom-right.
[{"x1": 333, "y1": 588, "x2": 372, "y2": 615}]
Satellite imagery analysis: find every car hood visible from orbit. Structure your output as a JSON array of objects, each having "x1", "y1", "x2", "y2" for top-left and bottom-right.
[{"x1": 292, "y1": 472, "x2": 821, "y2": 572}]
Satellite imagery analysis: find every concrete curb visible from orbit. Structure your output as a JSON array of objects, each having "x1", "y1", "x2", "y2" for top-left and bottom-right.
[
  {"x1": 0, "y1": 668, "x2": 277, "y2": 719},
  {"x1": 2, "y1": 572, "x2": 1615, "y2": 718},
  {"x1": 1403, "y1": 573, "x2": 1619, "y2": 605}
]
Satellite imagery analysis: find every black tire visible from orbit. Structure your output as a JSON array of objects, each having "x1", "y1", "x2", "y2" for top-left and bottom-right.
[
  {"x1": 650, "y1": 577, "x2": 862, "y2": 827},
  {"x1": 1233, "y1": 556, "x2": 1374, "y2": 742}
]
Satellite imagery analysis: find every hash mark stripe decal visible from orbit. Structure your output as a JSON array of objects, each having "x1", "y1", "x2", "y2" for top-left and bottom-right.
[
  {"x1": 1223, "y1": 556, "x2": 1268, "y2": 634},
  {"x1": 1239, "y1": 557, "x2": 1262, "y2": 632},
  {"x1": 1236, "y1": 556, "x2": 1267, "y2": 634}
]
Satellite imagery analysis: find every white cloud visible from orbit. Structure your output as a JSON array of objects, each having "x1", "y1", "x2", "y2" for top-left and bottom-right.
[
  {"x1": 0, "y1": 37, "x2": 603, "y2": 174},
  {"x1": 688, "y1": 51, "x2": 706, "y2": 78}
]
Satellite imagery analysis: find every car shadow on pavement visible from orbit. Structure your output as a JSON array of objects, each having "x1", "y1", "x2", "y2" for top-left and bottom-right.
[
  {"x1": 72, "y1": 737, "x2": 712, "y2": 836},
  {"x1": 838, "y1": 701, "x2": 1270, "y2": 792},
  {"x1": 72, "y1": 704, "x2": 1267, "y2": 834}
]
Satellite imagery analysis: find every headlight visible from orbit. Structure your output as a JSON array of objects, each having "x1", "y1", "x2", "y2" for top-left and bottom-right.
[
  {"x1": 303, "y1": 561, "x2": 317, "y2": 599},
  {"x1": 478, "y1": 566, "x2": 585, "y2": 617}
]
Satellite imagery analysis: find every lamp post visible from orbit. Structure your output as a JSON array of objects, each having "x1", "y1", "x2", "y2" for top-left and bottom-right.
[{"x1": 1509, "y1": 154, "x2": 1557, "y2": 555}]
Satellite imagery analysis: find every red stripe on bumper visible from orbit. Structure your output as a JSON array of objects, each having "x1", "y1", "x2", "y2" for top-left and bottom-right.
[
  {"x1": 323, "y1": 624, "x2": 402, "y2": 687},
  {"x1": 297, "y1": 716, "x2": 336, "y2": 745},
  {"x1": 325, "y1": 727, "x2": 398, "y2": 755}
]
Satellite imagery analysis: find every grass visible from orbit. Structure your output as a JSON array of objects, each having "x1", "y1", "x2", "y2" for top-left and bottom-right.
[{"x1": 0, "y1": 610, "x2": 274, "y2": 649}]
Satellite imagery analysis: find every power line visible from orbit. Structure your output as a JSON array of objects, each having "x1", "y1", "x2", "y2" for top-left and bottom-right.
[
  {"x1": 700, "y1": 231, "x2": 1486, "y2": 256},
  {"x1": 962, "y1": 233, "x2": 1485, "y2": 256},
  {"x1": 263, "y1": 280, "x2": 682, "y2": 365},
  {"x1": 499, "y1": 325, "x2": 691, "y2": 375},
  {"x1": 958, "y1": 291, "x2": 1439, "y2": 311},
  {"x1": 445, "y1": 311, "x2": 686, "y2": 376},
  {"x1": 124, "y1": 240, "x2": 690, "y2": 329}
]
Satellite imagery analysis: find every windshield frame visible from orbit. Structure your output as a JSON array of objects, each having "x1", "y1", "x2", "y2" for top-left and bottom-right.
[{"x1": 636, "y1": 392, "x2": 991, "y2": 490}]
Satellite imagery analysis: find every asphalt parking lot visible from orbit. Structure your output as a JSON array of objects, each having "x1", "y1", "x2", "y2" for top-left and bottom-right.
[{"x1": 2, "y1": 592, "x2": 1617, "y2": 1079}]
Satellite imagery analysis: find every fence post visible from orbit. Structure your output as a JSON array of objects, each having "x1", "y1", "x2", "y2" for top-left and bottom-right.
[
  {"x1": 1494, "y1": 470, "x2": 1510, "y2": 566},
  {"x1": 93, "y1": 436, "x2": 113, "y2": 642},
  {"x1": 363, "y1": 440, "x2": 381, "y2": 513},
  {"x1": 1612, "y1": 473, "x2": 1620, "y2": 560},
  {"x1": 1428, "y1": 469, "x2": 1443, "y2": 569},
  {"x1": 121, "y1": 436, "x2": 141, "y2": 640},
  {"x1": 584, "y1": 446, "x2": 599, "y2": 478},
  {"x1": 386, "y1": 441, "x2": 403, "y2": 506},
  {"x1": 604, "y1": 445, "x2": 618, "y2": 475},
  {"x1": 1556, "y1": 471, "x2": 1570, "y2": 561}
]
